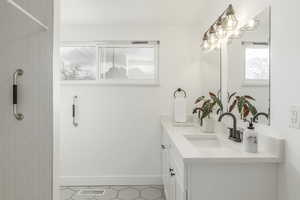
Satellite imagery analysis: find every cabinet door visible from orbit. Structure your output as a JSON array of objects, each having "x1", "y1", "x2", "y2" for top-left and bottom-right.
[
  {"x1": 169, "y1": 155, "x2": 186, "y2": 200},
  {"x1": 169, "y1": 173, "x2": 176, "y2": 200},
  {"x1": 161, "y1": 133, "x2": 170, "y2": 200},
  {"x1": 175, "y1": 178, "x2": 186, "y2": 200}
]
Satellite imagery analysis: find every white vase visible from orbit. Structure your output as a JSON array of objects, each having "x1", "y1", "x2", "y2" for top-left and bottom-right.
[{"x1": 202, "y1": 118, "x2": 215, "y2": 133}]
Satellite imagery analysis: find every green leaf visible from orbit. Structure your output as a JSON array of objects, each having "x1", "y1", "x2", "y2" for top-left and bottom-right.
[
  {"x1": 237, "y1": 97, "x2": 245, "y2": 113},
  {"x1": 209, "y1": 92, "x2": 216, "y2": 97},
  {"x1": 211, "y1": 95, "x2": 223, "y2": 112},
  {"x1": 228, "y1": 92, "x2": 237, "y2": 103},
  {"x1": 202, "y1": 99, "x2": 211, "y2": 107},
  {"x1": 195, "y1": 96, "x2": 205, "y2": 104},
  {"x1": 243, "y1": 104, "x2": 250, "y2": 118},
  {"x1": 244, "y1": 95, "x2": 255, "y2": 101},
  {"x1": 211, "y1": 101, "x2": 217, "y2": 109},
  {"x1": 192, "y1": 107, "x2": 199, "y2": 114},
  {"x1": 229, "y1": 99, "x2": 237, "y2": 112},
  {"x1": 246, "y1": 101, "x2": 258, "y2": 116},
  {"x1": 217, "y1": 90, "x2": 221, "y2": 99},
  {"x1": 201, "y1": 109, "x2": 210, "y2": 120}
]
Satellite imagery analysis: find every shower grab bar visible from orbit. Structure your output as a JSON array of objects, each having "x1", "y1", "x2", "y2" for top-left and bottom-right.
[
  {"x1": 13, "y1": 69, "x2": 24, "y2": 121},
  {"x1": 73, "y1": 96, "x2": 78, "y2": 127}
]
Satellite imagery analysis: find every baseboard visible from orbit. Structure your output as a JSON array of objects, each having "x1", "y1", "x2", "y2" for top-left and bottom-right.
[{"x1": 60, "y1": 175, "x2": 162, "y2": 186}]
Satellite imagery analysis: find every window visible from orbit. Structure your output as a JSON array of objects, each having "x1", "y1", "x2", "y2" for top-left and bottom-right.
[
  {"x1": 61, "y1": 46, "x2": 98, "y2": 80},
  {"x1": 60, "y1": 41, "x2": 159, "y2": 84},
  {"x1": 244, "y1": 46, "x2": 269, "y2": 85}
]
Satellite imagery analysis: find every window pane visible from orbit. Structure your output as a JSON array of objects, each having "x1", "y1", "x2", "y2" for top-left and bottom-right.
[
  {"x1": 102, "y1": 47, "x2": 156, "y2": 80},
  {"x1": 245, "y1": 47, "x2": 269, "y2": 80},
  {"x1": 61, "y1": 46, "x2": 97, "y2": 80}
]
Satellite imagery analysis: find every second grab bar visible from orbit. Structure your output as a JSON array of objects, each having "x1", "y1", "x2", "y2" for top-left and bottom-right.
[{"x1": 72, "y1": 96, "x2": 78, "y2": 127}]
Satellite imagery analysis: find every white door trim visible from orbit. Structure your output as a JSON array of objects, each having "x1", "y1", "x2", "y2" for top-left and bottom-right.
[{"x1": 52, "y1": 0, "x2": 61, "y2": 199}]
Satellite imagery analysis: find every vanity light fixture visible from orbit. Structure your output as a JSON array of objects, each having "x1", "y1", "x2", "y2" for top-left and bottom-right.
[
  {"x1": 223, "y1": 4, "x2": 238, "y2": 31},
  {"x1": 200, "y1": 4, "x2": 239, "y2": 51}
]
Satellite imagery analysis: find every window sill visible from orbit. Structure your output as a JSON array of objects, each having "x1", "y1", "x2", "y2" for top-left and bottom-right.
[
  {"x1": 60, "y1": 79, "x2": 160, "y2": 86},
  {"x1": 242, "y1": 80, "x2": 269, "y2": 87}
]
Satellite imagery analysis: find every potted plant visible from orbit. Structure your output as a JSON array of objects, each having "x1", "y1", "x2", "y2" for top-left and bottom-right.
[
  {"x1": 228, "y1": 94, "x2": 257, "y2": 120},
  {"x1": 193, "y1": 92, "x2": 223, "y2": 133}
]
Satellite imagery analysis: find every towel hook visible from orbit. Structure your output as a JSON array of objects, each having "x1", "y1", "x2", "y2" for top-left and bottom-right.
[{"x1": 173, "y1": 88, "x2": 187, "y2": 98}]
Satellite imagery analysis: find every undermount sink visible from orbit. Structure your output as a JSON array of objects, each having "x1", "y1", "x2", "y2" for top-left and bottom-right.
[{"x1": 184, "y1": 135, "x2": 223, "y2": 149}]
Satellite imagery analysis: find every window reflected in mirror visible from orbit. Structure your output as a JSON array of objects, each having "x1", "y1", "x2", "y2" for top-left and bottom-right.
[{"x1": 245, "y1": 45, "x2": 269, "y2": 84}]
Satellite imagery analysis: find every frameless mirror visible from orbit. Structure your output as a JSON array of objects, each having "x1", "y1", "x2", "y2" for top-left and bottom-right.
[{"x1": 227, "y1": 7, "x2": 270, "y2": 125}]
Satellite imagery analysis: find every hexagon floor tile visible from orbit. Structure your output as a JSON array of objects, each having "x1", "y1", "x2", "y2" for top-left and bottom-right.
[{"x1": 60, "y1": 185, "x2": 165, "y2": 200}]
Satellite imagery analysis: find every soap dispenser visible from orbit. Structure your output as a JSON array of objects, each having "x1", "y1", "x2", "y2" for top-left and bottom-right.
[{"x1": 243, "y1": 118, "x2": 258, "y2": 153}]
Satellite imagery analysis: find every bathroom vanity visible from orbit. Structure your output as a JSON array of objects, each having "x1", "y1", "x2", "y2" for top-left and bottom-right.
[{"x1": 160, "y1": 117, "x2": 283, "y2": 200}]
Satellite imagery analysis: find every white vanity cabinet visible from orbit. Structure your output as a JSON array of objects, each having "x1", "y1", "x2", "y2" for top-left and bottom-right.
[{"x1": 160, "y1": 120, "x2": 282, "y2": 200}]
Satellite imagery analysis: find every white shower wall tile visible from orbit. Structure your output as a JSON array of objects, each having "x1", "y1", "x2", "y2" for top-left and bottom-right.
[{"x1": 60, "y1": 185, "x2": 165, "y2": 200}]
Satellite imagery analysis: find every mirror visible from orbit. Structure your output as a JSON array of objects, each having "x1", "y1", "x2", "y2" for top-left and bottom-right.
[{"x1": 226, "y1": 7, "x2": 270, "y2": 125}]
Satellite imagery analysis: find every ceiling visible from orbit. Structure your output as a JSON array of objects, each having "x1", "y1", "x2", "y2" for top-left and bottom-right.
[{"x1": 61, "y1": 0, "x2": 205, "y2": 25}]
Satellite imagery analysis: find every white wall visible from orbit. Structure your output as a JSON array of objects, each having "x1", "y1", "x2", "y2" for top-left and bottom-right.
[
  {"x1": 200, "y1": 50, "x2": 221, "y2": 96},
  {"x1": 60, "y1": 25, "x2": 203, "y2": 185},
  {"x1": 272, "y1": 0, "x2": 300, "y2": 199}
]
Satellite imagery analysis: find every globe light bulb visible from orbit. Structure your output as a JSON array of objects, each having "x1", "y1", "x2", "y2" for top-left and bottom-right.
[
  {"x1": 201, "y1": 32, "x2": 210, "y2": 50},
  {"x1": 216, "y1": 18, "x2": 227, "y2": 39},
  {"x1": 242, "y1": 19, "x2": 259, "y2": 31},
  {"x1": 247, "y1": 19, "x2": 256, "y2": 28},
  {"x1": 208, "y1": 26, "x2": 218, "y2": 45},
  {"x1": 213, "y1": 41, "x2": 222, "y2": 50},
  {"x1": 230, "y1": 29, "x2": 241, "y2": 39},
  {"x1": 223, "y1": 5, "x2": 238, "y2": 31},
  {"x1": 202, "y1": 40, "x2": 210, "y2": 50}
]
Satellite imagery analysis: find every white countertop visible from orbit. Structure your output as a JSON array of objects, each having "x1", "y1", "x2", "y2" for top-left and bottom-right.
[{"x1": 161, "y1": 116, "x2": 284, "y2": 164}]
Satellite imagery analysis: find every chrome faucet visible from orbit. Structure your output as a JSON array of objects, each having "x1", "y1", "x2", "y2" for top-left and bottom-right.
[
  {"x1": 218, "y1": 112, "x2": 242, "y2": 142},
  {"x1": 253, "y1": 112, "x2": 269, "y2": 123}
]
